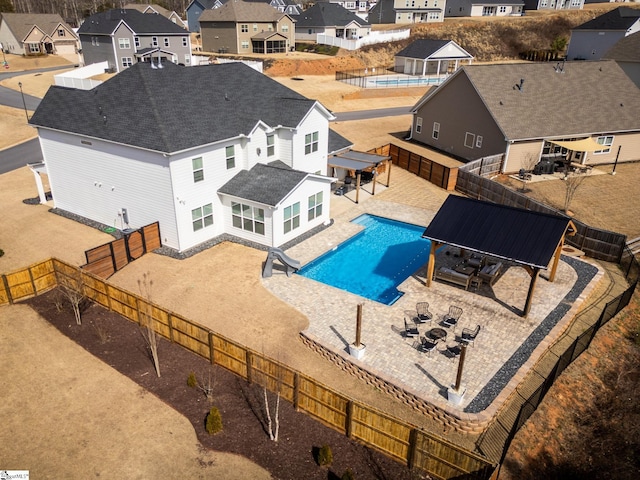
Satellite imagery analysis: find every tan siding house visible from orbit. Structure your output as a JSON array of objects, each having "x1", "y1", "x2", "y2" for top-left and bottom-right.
[
  {"x1": 200, "y1": 0, "x2": 295, "y2": 54},
  {"x1": 0, "y1": 13, "x2": 79, "y2": 60},
  {"x1": 411, "y1": 60, "x2": 640, "y2": 174}
]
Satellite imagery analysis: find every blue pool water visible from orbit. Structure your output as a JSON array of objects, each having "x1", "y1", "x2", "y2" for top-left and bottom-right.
[{"x1": 297, "y1": 214, "x2": 431, "y2": 305}]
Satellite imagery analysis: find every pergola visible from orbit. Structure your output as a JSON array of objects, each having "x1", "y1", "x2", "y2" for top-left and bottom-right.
[
  {"x1": 328, "y1": 150, "x2": 392, "y2": 204},
  {"x1": 422, "y1": 196, "x2": 576, "y2": 317}
]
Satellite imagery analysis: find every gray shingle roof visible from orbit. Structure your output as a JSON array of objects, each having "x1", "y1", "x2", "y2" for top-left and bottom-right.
[
  {"x1": 328, "y1": 128, "x2": 353, "y2": 155},
  {"x1": 199, "y1": 0, "x2": 284, "y2": 22},
  {"x1": 458, "y1": 60, "x2": 640, "y2": 140},
  {"x1": 218, "y1": 162, "x2": 308, "y2": 206},
  {"x1": 574, "y1": 6, "x2": 640, "y2": 31},
  {"x1": 77, "y1": 9, "x2": 187, "y2": 35},
  {"x1": 29, "y1": 61, "x2": 316, "y2": 153},
  {"x1": 295, "y1": 3, "x2": 370, "y2": 28},
  {"x1": 603, "y1": 31, "x2": 640, "y2": 63},
  {"x1": 0, "y1": 13, "x2": 72, "y2": 40},
  {"x1": 396, "y1": 39, "x2": 472, "y2": 60}
]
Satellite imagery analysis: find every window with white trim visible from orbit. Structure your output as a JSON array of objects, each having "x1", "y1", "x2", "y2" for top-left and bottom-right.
[
  {"x1": 135, "y1": 37, "x2": 140, "y2": 48},
  {"x1": 121, "y1": 57, "x2": 133, "y2": 67},
  {"x1": 253, "y1": 24, "x2": 258, "y2": 32},
  {"x1": 305, "y1": 132, "x2": 318, "y2": 154},
  {"x1": 241, "y1": 24, "x2": 248, "y2": 33},
  {"x1": 308, "y1": 192, "x2": 323, "y2": 221},
  {"x1": 226, "y1": 145, "x2": 235, "y2": 169},
  {"x1": 594, "y1": 135, "x2": 613, "y2": 154},
  {"x1": 192, "y1": 157, "x2": 204, "y2": 182},
  {"x1": 476, "y1": 136, "x2": 483, "y2": 148},
  {"x1": 284, "y1": 202, "x2": 300, "y2": 233},
  {"x1": 464, "y1": 132, "x2": 475, "y2": 148},
  {"x1": 28, "y1": 43, "x2": 40, "y2": 53},
  {"x1": 185, "y1": 55, "x2": 191, "y2": 64},
  {"x1": 241, "y1": 41, "x2": 249, "y2": 49},
  {"x1": 282, "y1": 24, "x2": 289, "y2": 33},
  {"x1": 192, "y1": 203, "x2": 213, "y2": 231},
  {"x1": 164, "y1": 37, "x2": 170, "y2": 47},
  {"x1": 152, "y1": 36, "x2": 158, "y2": 47},
  {"x1": 232, "y1": 202, "x2": 265, "y2": 235},
  {"x1": 571, "y1": 0, "x2": 580, "y2": 5},
  {"x1": 58, "y1": 28, "x2": 65, "y2": 37},
  {"x1": 345, "y1": 2, "x2": 356, "y2": 8},
  {"x1": 118, "y1": 38, "x2": 130, "y2": 49},
  {"x1": 416, "y1": 117, "x2": 422, "y2": 134},
  {"x1": 432, "y1": 122, "x2": 440, "y2": 139},
  {"x1": 182, "y1": 37, "x2": 188, "y2": 47},
  {"x1": 499, "y1": 6, "x2": 507, "y2": 13},
  {"x1": 429, "y1": 12, "x2": 439, "y2": 20},
  {"x1": 267, "y1": 134, "x2": 275, "y2": 156}
]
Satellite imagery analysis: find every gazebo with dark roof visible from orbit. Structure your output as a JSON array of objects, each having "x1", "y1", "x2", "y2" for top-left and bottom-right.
[{"x1": 422, "y1": 196, "x2": 576, "y2": 316}]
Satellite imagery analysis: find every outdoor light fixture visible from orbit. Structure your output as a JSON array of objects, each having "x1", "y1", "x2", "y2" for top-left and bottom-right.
[{"x1": 18, "y1": 82, "x2": 29, "y2": 121}]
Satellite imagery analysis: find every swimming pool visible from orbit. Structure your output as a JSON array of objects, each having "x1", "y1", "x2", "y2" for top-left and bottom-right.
[{"x1": 297, "y1": 214, "x2": 431, "y2": 305}]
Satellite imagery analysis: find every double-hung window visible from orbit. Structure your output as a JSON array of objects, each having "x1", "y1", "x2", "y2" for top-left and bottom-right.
[
  {"x1": 415, "y1": 117, "x2": 422, "y2": 134},
  {"x1": 241, "y1": 24, "x2": 248, "y2": 33},
  {"x1": 308, "y1": 192, "x2": 323, "y2": 221},
  {"x1": 164, "y1": 38, "x2": 170, "y2": 47},
  {"x1": 267, "y1": 134, "x2": 275, "y2": 157},
  {"x1": 231, "y1": 202, "x2": 265, "y2": 235},
  {"x1": 595, "y1": 135, "x2": 613, "y2": 154},
  {"x1": 182, "y1": 37, "x2": 188, "y2": 47},
  {"x1": 226, "y1": 145, "x2": 235, "y2": 169},
  {"x1": 135, "y1": 37, "x2": 140, "y2": 48},
  {"x1": 118, "y1": 38, "x2": 130, "y2": 49},
  {"x1": 192, "y1": 203, "x2": 213, "y2": 231},
  {"x1": 121, "y1": 57, "x2": 133, "y2": 67},
  {"x1": 464, "y1": 132, "x2": 475, "y2": 148},
  {"x1": 192, "y1": 157, "x2": 204, "y2": 182},
  {"x1": 284, "y1": 202, "x2": 300, "y2": 234},
  {"x1": 305, "y1": 132, "x2": 318, "y2": 154},
  {"x1": 152, "y1": 36, "x2": 158, "y2": 47},
  {"x1": 432, "y1": 122, "x2": 440, "y2": 139}
]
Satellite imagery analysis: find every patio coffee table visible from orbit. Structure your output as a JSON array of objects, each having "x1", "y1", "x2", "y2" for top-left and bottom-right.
[
  {"x1": 455, "y1": 265, "x2": 475, "y2": 276},
  {"x1": 427, "y1": 328, "x2": 447, "y2": 342}
]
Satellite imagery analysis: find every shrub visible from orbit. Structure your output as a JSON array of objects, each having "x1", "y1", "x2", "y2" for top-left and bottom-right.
[
  {"x1": 317, "y1": 444, "x2": 333, "y2": 467},
  {"x1": 0, "y1": 248, "x2": 4, "y2": 257},
  {"x1": 187, "y1": 371, "x2": 197, "y2": 388},
  {"x1": 341, "y1": 468, "x2": 355, "y2": 480},
  {"x1": 205, "y1": 406, "x2": 223, "y2": 435}
]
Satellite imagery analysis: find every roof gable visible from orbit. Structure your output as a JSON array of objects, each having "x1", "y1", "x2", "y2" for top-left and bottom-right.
[
  {"x1": 30, "y1": 62, "x2": 320, "y2": 154},
  {"x1": 199, "y1": 0, "x2": 286, "y2": 22},
  {"x1": 603, "y1": 30, "x2": 640, "y2": 62},
  {"x1": 396, "y1": 39, "x2": 473, "y2": 60},
  {"x1": 574, "y1": 6, "x2": 640, "y2": 31},
  {"x1": 1, "y1": 13, "x2": 73, "y2": 41},
  {"x1": 418, "y1": 61, "x2": 640, "y2": 141},
  {"x1": 78, "y1": 9, "x2": 187, "y2": 35},
  {"x1": 295, "y1": 3, "x2": 371, "y2": 28},
  {"x1": 218, "y1": 162, "x2": 308, "y2": 206}
]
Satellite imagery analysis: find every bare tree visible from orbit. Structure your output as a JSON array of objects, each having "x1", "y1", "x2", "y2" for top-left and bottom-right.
[
  {"x1": 563, "y1": 171, "x2": 587, "y2": 215},
  {"x1": 196, "y1": 367, "x2": 216, "y2": 404},
  {"x1": 256, "y1": 354, "x2": 284, "y2": 442},
  {"x1": 138, "y1": 272, "x2": 160, "y2": 377},
  {"x1": 58, "y1": 267, "x2": 86, "y2": 325}
]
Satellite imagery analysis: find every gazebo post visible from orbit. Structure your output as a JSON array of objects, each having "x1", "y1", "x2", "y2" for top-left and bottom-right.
[
  {"x1": 548, "y1": 241, "x2": 564, "y2": 283},
  {"x1": 355, "y1": 171, "x2": 361, "y2": 204},
  {"x1": 523, "y1": 267, "x2": 540, "y2": 317},
  {"x1": 425, "y1": 241, "x2": 439, "y2": 287},
  {"x1": 386, "y1": 159, "x2": 391, "y2": 187},
  {"x1": 371, "y1": 167, "x2": 377, "y2": 195}
]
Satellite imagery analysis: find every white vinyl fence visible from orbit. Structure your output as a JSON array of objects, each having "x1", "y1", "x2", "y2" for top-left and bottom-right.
[
  {"x1": 54, "y1": 61, "x2": 108, "y2": 90},
  {"x1": 317, "y1": 29, "x2": 410, "y2": 51}
]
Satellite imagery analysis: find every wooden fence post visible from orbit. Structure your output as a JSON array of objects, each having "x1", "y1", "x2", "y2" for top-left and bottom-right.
[
  {"x1": 1, "y1": 275, "x2": 13, "y2": 304},
  {"x1": 246, "y1": 350, "x2": 253, "y2": 384},
  {"x1": 293, "y1": 372, "x2": 300, "y2": 411},
  {"x1": 209, "y1": 332, "x2": 216, "y2": 366},
  {"x1": 345, "y1": 400, "x2": 354, "y2": 438},
  {"x1": 407, "y1": 428, "x2": 419, "y2": 470},
  {"x1": 167, "y1": 314, "x2": 174, "y2": 342},
  {"x1": 27, "y1": 267, "x2": 37, "y2": 296}
]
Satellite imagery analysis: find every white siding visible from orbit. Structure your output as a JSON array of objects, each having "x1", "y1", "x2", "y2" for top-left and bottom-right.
[
  {"x1": 39, "y1": 130, "x2": 178, "y2": 247},
  {"x1": 292, "y1": 108, "x2": 329, "y2": 175},
  {"x1": 220, "y1": 196, "x2": 274, "y2": 246}
]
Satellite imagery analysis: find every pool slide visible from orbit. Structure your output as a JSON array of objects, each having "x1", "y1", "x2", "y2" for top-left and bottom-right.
[{"x1": 261, "y1": 247, "x2": 301, "y2": 278}]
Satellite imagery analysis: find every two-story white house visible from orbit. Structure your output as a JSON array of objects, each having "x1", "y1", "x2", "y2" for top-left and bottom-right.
[
  {"x1": 28, "y1": 62, "x2": 338, "y2": 253},
  {"x1": 77, "y1": 9, "x2": 192, "y2": 72},
  {"x1": 368, "y1": 0, "x2": 445, "y2": 24}
]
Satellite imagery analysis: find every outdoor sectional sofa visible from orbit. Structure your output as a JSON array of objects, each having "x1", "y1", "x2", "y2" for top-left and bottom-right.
[
  {"x1": 478, "y1": 262, "x2": 503, "y2": 286},
  {"x1": 434, "y1": 267, "x2": 472, "y2": 290}
]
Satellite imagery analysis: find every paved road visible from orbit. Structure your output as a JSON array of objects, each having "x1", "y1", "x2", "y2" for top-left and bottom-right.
[
  {"x1": 332, "y1": 106, "x2": 411, "y2": 122},
  {"x1": 0, "y1": 138, "x2": 41, "y2": 174},
  {"x1": 0, "y1": 65, "x2": 69, "y2": 111}
]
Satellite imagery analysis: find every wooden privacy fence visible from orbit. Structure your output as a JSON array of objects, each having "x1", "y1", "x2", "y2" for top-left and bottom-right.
[
  {"x1": 1, "y1": 257, "x2": 495, "y2": 479},
  {"x1": 368, "y1": 144, "x2": 458, "y2": 191},
  {"x1": 456, "y1": 158, "x2": 627, "y2": 263},
  {"x1": 81, "y1": 222, "x2": 161, "y2": 278}
]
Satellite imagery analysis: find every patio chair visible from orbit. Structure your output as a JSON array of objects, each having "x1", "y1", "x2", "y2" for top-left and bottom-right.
[
  {"x1": 442, "y1": 306, "x2": 463, "y2": 331},
  {"x1": 460, "y1": 324, "x2": 481, "y2": 347},
  {"x1": 404, "y1": 317, "x2": 419, "y2": 338},
  {"x1": 415, "y1": 302, "x2": 433, "y2": 324},
  {"x1": 418, "y1": 336, "x2": 438, "y2": 357},
  {"x1": 444, "y1": 343, "x2": 462, "y2": 362}
]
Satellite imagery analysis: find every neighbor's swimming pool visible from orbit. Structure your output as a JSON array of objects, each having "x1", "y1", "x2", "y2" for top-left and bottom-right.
[{"x1": 297, "y1": 214, "x2": 431, "y2": 305}]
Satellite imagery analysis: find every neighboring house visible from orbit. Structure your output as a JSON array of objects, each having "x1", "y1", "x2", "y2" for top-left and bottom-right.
[
  {"x1": 248, "y1": 0, "x2": 304, "y2": 16},
  {"x1": 186, "y1": 0, "x2": 223, "y2": 32},
  {"x1": 77, "y1": 9, "x2": 192, "y2": 73},
  {"x1": 28, "y1": 62, "x2": 338, "y2": 253},
  {"x1": 0, "y1": 13, "x2": 79, "y2": 59},
  {"x1": 200, "y1": 0, "x2": 295, "y2": 54},
  {"x1": 315, "y1": 0, "x2": 373, "y2": 21},
  {"x1": 123, "y1": 3, "x2": 188, "y2": 29},
  {"x1": 368, "y1": 0, "x2": 445, "y2": 24},
  {"x1": 444, "y1": 0, "x2": 523, "y2": 17},
  {"x1": 295, "y1": 3, "x2": 371, "y2": 42},
  {"x1": 394, "y1": 39, "x2": 473, "y2": 78},
  {"x1": 409, "y1": 61, "x2": 640, "y2": 174},
  {"x1": 566, "y1": 6, "x2": 640, "y2": 61},
  {"x1": 522, "y1": 0, "x2": 584, "y2": 11},
  {"x1": 603, "y1": 30, "x2": 640, "y2": 88}
]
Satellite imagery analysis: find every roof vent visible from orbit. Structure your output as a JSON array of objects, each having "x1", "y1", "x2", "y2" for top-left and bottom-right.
[
  {"x1": 514, "y1": 78, "x2": 524, "y2": 92},
  {"x1": 554, "y1": 60, "x2": 565, "y2": 73},
  {"x1": 225, "y1": 93, "x2": 229, "y2": 101},
  {"x1": 103, "y1": 115, "x2": 107, "y2": 125}
]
